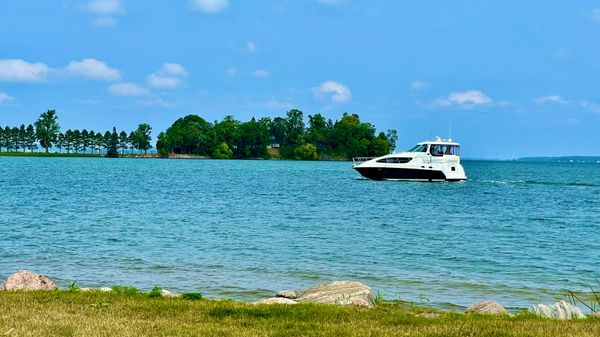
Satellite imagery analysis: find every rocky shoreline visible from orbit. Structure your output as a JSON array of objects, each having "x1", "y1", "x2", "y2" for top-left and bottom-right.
[{"x1": 1, "y1": 270, "x2": 596, "y2": 320}]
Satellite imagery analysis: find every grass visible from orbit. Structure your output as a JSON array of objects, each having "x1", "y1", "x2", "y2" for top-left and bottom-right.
[{"x1": 0, "y1": 291, "x2": 598, "y2": 337}]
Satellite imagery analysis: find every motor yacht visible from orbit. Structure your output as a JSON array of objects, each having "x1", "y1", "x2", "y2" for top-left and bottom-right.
[{"x1": 352, "y1": 137, "x2": 467, "y2": 181}]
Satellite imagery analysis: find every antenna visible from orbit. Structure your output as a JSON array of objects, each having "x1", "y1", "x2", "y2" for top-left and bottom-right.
[{"x1": 448, "y1": 123, "x2": 452, "y2": 142}]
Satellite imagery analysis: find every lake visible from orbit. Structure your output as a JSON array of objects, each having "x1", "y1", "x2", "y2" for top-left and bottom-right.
[{"x1": 1, "y1": 157, "x2": 599, "y2": 309}]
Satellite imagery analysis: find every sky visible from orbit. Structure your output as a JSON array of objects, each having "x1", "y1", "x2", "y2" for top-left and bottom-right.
[{"x1": 1, "y1": 0, "x2": 599, "y2": 158}]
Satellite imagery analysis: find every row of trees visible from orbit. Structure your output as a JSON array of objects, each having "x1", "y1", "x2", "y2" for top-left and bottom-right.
[
  {"x1": 156, "y1": 109, "x2": 397, "y2": 160},
  {"x1": 0, "y1": 110, "x2": 153, "y2": 156}
]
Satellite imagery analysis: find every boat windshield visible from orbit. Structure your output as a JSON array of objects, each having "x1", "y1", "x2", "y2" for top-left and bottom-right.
[
  {"x1": 408, "y1": 144, "x2": 428, "y2": 152},
  {"x1": 430, "y1": 144, "x2": 460, "y2": 156}
]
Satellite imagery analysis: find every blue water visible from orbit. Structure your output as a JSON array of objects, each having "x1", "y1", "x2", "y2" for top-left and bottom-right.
[{"x1": 1, "y1": 157, "x2": 599, "y2": 309}]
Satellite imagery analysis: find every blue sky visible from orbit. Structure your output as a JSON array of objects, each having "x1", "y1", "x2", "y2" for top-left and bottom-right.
[{"x1": 1, "y1": 0, "x2": 599, "y2": 158}]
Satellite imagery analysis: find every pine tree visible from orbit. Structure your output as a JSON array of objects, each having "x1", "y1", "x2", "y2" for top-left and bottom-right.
[{"x1": 106, "y1": 127, "x2": 119, "y2": 157}]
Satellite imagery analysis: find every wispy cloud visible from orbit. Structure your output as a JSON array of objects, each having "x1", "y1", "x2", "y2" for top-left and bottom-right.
[
  {"x1": 83, "y1": 0, "x2": 123, "y2": 28},
  {"x1": 225, "y1": 67, "x2": 238, "y2": 76},
  {"x1": 108, "y1": 82, "x2": 149, "y2": 96},
  {"x1": 591, "y1": 8, "x2": 600, "y2": 24},
  {"x1": 435, "y1": 90, "x2": 492, "y2": 107},
  {"x1": 410, "y1": 81, "x2": 430, "y2": 91},
  {"x1": 0, "y1": 92, "x2": 14, "y2": 103},
  {"x1": 147, "y1": 63, "x2": 188, "y2": 89},
  {"x1": 191, "y1": 0, "x2": 229, "y2": 13},
  {"x1": 65, "y1": 58, "x2": 121, "y2": 81},
  {"x1": 314, "y1": 80, "x2": 352, "y2": 103},
  {"x1": 252, "y1": 69, "x2": 270, "y2": 78},
  {"x1": 0, "y1": 59, "x2": 49, "y2": 82},
  {"x1": 264, "y1": 99, "x2": 294, "y2": 110},
  {"x1": 534, "y1": 95, "x2": 567, "y2": 105}
]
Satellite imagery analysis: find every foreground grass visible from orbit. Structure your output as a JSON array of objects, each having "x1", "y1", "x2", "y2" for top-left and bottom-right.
[{"x1": 1, "y1": 292, "x2": 599, "y2": 337}]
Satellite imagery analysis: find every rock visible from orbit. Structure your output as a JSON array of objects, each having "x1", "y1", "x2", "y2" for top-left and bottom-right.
[
  {"x1": 253, "y1": 297, "x2": 298, "y2": 305},
  {"x1": 465, "y1": 301, "x2": 508, "y2": 315},
  {"x1": 592, "y1": 312, "x2": 600, "y2": 318},
  {"x1": 529, "y1": 301, "x2": 584, "y2": 319},
  {"x1": 295, "y1": 281, "x2": 374, "y2": 308},
  {"x1": 276, "y1": 290, "x2": 299, "y2": 299},
  {"x1": 0, "y1": 270, "x2": 57, "y2": 291},
  {"x1": 99, "y1": 287, "x2": 112, "y2": 292},
  {"x1": 161, "y1": 289, "x2": 181, "y2": 298},
  {"x1": 79, "y1": 287, "x2": 93, "y2": 292}
]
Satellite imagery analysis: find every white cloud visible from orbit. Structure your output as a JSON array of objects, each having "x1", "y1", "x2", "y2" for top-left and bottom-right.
[
  {"x1": 410, "y1": 81, "x2": 429, "y2": 91},
  {"x1": 86, "y1": 0, "x2": 123, "y2": 15},
  {"x1": 233, "y1": 41, "x2": 257, "y2": 53},
  {"x1": 191, "y1": 0, "x2": 229, "y2": 13},
  {"x1": 252, "y1": 69, "x2": 270, "y2": 78},
  {"x1": 146, "y1": 63, "x2": 188, "y2": 89},
  {"x1": 435, "y1": 90, "x2": 492, "y2": 107},
  {"x1": 225, "y1": 67, "x2": 238, "y2": 76},
  {"x1": 534, "y1": 95, "x2": 567, "y2": 105},
  {"x1": 0, "y1": 59, "x2": 49, "y2": 82},
  {"x1": 92, "y1": 16, "x2": 117, "y2": 27},
  {"x1": 591, "y1": 9, "x2": 600, "y2": 24},
  {"x1": 65, "y1": 58, "x2": 121, "y2": 81},
  {"x1": 108, "y1": 83, "x2": 149, "y2": 96},
  {"x1": 314, "y1": 80, "x2": 352, "y2": 103},
  {"x1": 0, "y1": 92, "x2": 14, "y2": 103},
  {"x1": 580, "y1": 101, "x2": 600, "y2": 113}
]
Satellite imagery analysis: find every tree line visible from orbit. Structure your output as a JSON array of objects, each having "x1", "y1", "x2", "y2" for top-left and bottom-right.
[
  {"x1": 156, "y1": 109, "x2": 397, "y2": 160},
  {"x1": 0, "y1": 110, "x2": 152, "y2": 156}
]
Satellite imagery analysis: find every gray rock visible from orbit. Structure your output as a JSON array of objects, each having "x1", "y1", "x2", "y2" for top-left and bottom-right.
[
  {"x1": 276, "y1": 290, "x2": 299, "y2": 299},
  {"x1": 161, "y1": 289, "x2": 181, "y2": 298},
  {"x1": 295, "y1": 281, "x2": 374, "y2": 308},
  {"x1": 253, "y1": 297, "x2": 298, "y2": 305},
  {"x1": 0, "y1": 270, "x2": 57, "y2": 291},
  {"x1": 465, "y1": 301, "x2": 508, "y2": 315},
  {"x1": 99, "y1": 287, "x2": 112, "y2": 292},
  {"x1": 79, "y1": 287, "x2": 93, "y2": 292},
  {"x1": 529, "y1": 301, "x2": 584, "y2": 319}
]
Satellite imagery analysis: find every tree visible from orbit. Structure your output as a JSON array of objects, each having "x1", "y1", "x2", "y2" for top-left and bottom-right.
[
  {"x1": 81, "y1": 129, "x2": 89, "y2": 154},
  {"x1": 72, "y1": 129, "x2": 82, "y2": 154},
  {"x1": 34, "y1": 110, "x2": 60, "y2": 153},
  {"x1": 18, "y1": 124, "x2": 27, "y2": 152},
  {"x1": 157, "y1": 115, "x2": 213, "y2": 156},
  {"x1": 11, "y1": 127, "x2": 20, "y2": 152},
  {"x1": 56, "y1": 133, "x2": 65, "y2": 153},
  {"x1": 64, "y1": 129, "x2": 74, "y2": 154},
  {"x1": 95, "y1": 132, "x2": 104, "y2": 154},
  {"x1": 211, "y1": 142, "x2": 233, "y2": 159},
  {"x1": 133, "y1": 123, "x2": 152, "y2": 154},
  {"x1": 386, "y1": 129, "x2": 398, "y2": 152},
  {"x1": 103, "y1": 131, "x2": 111, "y2": 152},
  {"x1": 294, "y1": 143, "x2": 318, "y2": 160},
  {"x1": 25, "y1": 124, "x2": 37, "y2": 152},
  {"x1": 118, "y1": 131, "x2": 128, "y2": 155},
  {"x1": 106, "y1": 127, "x2": 119, "y2": 157},
  {"x1": 88, "y1": 131, "x2": 96, "y2": 154}
]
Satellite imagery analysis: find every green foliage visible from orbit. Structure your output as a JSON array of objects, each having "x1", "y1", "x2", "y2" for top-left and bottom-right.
[
  {"x1": 68, "y1": 281, "x2": 79, "y2": 292},
  {"x1": 212, "y1": 142, "x2": 233, "y2": 159},
  {"x1": 148, "y1": 286, "x2": 162, "y2": 298},
  {"x1": 111, "y1": 286, "x2": 140, "y2": 295},
  {"x1": 105, "y1": 127, "x2": 119, "y2": 157},
  {"x1": 34, "y1": 110, "x2": 60, "y2": 153},
  {"x1": 294, "y1": 143, "x2": 318, "y2": 160},
  {"x1": 181, "y1": 292, "x2": 203, "y2": 300}
]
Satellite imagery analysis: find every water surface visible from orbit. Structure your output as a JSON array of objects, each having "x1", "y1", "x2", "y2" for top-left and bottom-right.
[{"x1": 1, "y1": 157, "x2": 599, "y2": 308}]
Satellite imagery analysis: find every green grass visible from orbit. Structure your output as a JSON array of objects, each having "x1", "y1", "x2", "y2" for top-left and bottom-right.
[{"x1": 0, "y1": 291, "x2": 598, "y2": 336}]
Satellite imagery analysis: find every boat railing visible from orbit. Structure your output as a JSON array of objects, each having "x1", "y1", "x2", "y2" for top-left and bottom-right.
[{"x1": 352, "y1": 157, "x2": 375, "y2": 166}]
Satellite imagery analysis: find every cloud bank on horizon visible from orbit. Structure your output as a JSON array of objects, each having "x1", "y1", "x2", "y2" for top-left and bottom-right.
[{"x1": 0, "y1": 1, "x2": 599, "y2": 158}]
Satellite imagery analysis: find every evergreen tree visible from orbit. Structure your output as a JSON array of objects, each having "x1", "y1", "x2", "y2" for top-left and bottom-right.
[
  {"x1": 26, "y1": 124, "x2": 37, "y2": 152},
  {"x1": 119, "y1": 131, "x2": 129, "y2": 155},
  {"x1": 105, "y1": 127, "x2": 119, "y2": 157}
]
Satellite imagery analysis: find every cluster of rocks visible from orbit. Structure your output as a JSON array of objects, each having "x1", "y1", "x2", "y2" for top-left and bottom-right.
[
  {"x1": 253, "y1": 281, "x2": 374, "y2": 308},
  {"x1": 1, "y1": 270, "x2": 598, "y2": 320}
]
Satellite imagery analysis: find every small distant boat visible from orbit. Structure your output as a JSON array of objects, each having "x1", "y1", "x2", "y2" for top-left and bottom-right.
[{"x1": 352, "y1": 137, "x2": 467, "y2": 182}]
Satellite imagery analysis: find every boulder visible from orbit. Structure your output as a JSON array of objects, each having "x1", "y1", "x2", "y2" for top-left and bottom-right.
[
  {"x1": 99, "y1": 287, "x2": 112, "y2": 292},
  {"x1": 79, "y1": 287, "x2": 93, "y2": 292},
  {"x1": 295, "y1": 281, "x2": 374, "y2": 308},
  {"x1": 253, "y1": 297, "x2": 298, "y2": 305},
  {"x1": 276, "y1": 290, "x2": 299, "y2": 299},
  {"x1": 161, "y1": 289, "x2": 181, "y2": 298},
  {"x1": 529, "y1": 301, "x2": 584, "y2": 319},
  {"x1": 0, "y1": 270, "x2": 57, "y2": 291},
  {"x1": 465, "y1": 301, "x2": 508, "y2": 315}
]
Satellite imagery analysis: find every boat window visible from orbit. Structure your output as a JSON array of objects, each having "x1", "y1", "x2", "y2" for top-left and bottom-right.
[
  {"x1": 410, "y1": 144, "x2": 428, "y2": 152},
  {"x1": 377, "y1": 157, "x2": 412, "y2": 163},
  {"x1": 430, "y1": 145, "x2": 445, "y2": 156}
]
